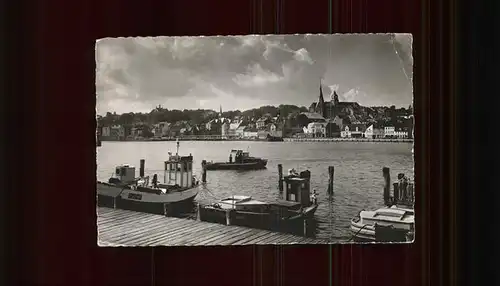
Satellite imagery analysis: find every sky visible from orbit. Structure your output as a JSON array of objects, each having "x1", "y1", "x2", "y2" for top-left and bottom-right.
[{"x1": 96, "y1": 34, "x2": 413, "y2": 115}]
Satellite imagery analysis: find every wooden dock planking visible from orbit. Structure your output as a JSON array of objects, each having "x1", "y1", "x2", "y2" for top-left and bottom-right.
[
  {"x1": 251, "y1": 232, "x2": 292, "y2": 244},
  {"x1": 118, "y1": 219, "x2": 195, "y2": 245},
  {"x1": 99, "y1": 212, "x2": 180, "y2": 237},
  {"x1": 97, "y1": 207, "x2": 328, "y2": 246},
  {"x1": 181, "y1": 223, "x2": 245, "y2": 246},
  {"x1": 102, "y1": 218, "x2": 183, "y2": 245},
  {"x1": 125, "y1": 217, "x2": 216, "y2": 246},
  {"x1": 100, "y1": 211, "x2": 185, "y2": 244},
  {"x1": 231, "y1": 229, "x2": 276, "y2": 245},
  {"x1": 196, "y1": 224, "x2": 249, "y2": 246},
  {"x1": 98, "y1": 212, "x2": 167, "y2": 235},
  {"x1": 180, "y1": 223, "x2": 232, "y2": 246},
  {"x1": 143, "y1": 220, "x2": 213, "y2": 246},
  {"x1": 208, "y1": 227, "x2": 257, "y2": 246},
  {"x1": 160, "y1": 220, "x2": 234, "y2": 246}
]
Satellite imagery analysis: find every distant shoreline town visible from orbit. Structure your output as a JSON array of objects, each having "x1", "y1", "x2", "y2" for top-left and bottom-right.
[{"x1": 97, "y1": 85, "x2": 413, "y2": 143}]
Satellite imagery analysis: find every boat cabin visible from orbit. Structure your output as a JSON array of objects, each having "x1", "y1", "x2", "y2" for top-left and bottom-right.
[
  {"x1": 217, "y1": 196, "x2": 269, "y2": 212},
  {"x1": 282, "y1": 170, "x2": 312, "y2": 208},
  {"x1": 230, "y1": 149, "x2": 250, "y2": 160},
  {"x1": 163, "y1": 154, "x2": 194, "y2": 189},
  {"x1": 112, "y1": 164, "x2": 136, "y2": 184},
  {"x1": 360, "y1": 206, "x2": 414, "y2": 230}
]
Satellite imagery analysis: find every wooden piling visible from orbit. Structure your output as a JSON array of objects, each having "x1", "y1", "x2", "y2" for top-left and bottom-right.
[
  {"x1": 328, "y1": 166, "x2": 334, "y2": 195},
  {"x1": 225, "y1": 210, "x2": 232, "y2": 226},
  {"x1": 196, "y1": 203, "x2": 201, "y2": 221},
  {"x1": 201, "y1": 160, "x2": 207, "y2": 183},
  {"x1": 163, "y1": 203, "x2": 168, "y2": 216},
  {"x1": 139, "y1": 159, "x2": 145, "y2": 177},
  {"x1": 278, "y1": 164, "x2": 284, "y2": 193},
  {"x1": 383, "y1": 167, "x2": 391, "y2": 206},
  {"x1": 393, "y1": 183, "x2": 400, "y2": 203},
  {"x1": 303, "y1": 219, "x2": 307, "y2": 237}
]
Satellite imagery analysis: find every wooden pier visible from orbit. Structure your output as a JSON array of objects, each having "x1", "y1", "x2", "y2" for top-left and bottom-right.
[{"x1": 97, "y1": 207, "x2": 328, "y2": 246}]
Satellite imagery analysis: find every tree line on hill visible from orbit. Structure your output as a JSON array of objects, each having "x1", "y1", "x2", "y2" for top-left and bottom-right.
[
  {"x1": 97, "y1": 104, "x2": 309, "y2": 127},
  {"x1": 97, "y1": 104, "x2": 413, "y2": 130}
]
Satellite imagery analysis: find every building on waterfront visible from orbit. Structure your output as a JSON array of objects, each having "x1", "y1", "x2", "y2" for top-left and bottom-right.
[
  {"x1": 243, "y1": 127, "x2": 258, "y2": 139},
  {"x1": 394, "y1": 127, "x2": 409, "y2": 139},
  {"x1": 102, "y1": 126, "x2": 111, "y2": 137},
  {"x1": 257, "y1": 123, "x2": 283, "y2": 139},
  {"x1": 221, "y1": 122, "x2": 230, "y2": 138},
  {"x1": 364, "y1": 125, "x2": 385, "y2": 139},
  {"x1": 384, "y1": 126, "x2": 396, "y2": 138},
  {"x1": 341, "y1": 124, "x2": 367, "y2": 138},
  {"x1": 235, "y1": 125, "x2": 246, "y2": 138},
  {"x1": 152, "y1": 122, "x2": 171, "y2": 137},
  {"x1": 256, "y1": 117, "x2": 270, "y2": 129},
  {"x1": 303, "y1": 122, "x2": 327, "y2": 137},
  {"x1": 101, "y1": 125, "x2": 126, "y2": 140},
  {"x1": 226, "y1": 120, "x2": 242, "y2": 137}
]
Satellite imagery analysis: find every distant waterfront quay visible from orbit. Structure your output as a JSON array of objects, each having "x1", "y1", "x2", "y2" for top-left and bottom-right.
[{"x1": 100, "y1": 136, "x2": 413, "y2": 143}]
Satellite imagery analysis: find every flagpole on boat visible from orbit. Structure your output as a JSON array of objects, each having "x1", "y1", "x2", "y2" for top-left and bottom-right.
[{"x1": 176, "y1": 138, "x2": 180, "y2": 156}]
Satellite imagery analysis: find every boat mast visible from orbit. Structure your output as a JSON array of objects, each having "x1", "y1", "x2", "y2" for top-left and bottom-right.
[{"x1": 176, "y1": 138, "x2": 180, "y2": 156}]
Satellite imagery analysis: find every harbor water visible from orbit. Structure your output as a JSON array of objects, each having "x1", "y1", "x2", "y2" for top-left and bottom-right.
[{"x1": 96, "y1": 141, "x2": 414, "y2": 242}]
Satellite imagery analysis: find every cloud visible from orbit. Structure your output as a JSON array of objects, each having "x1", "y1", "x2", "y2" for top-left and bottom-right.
[
  {"x1": 341, "y1": 88, "x2": 367, "y2": 102},
  {"x1": 96, "y1": 34, "x2": 413, "y2": 114},
  {"x1": 233, "y1": 63, "x2": 284, "y2": 88}
]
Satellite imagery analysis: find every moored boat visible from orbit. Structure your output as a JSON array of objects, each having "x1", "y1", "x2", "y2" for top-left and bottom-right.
[
  {"x1": 266, "y1": 134, "x2": 284, "y2": 142},
  {"x1": 97, "y1": 140, "x2": 200, "y2": 216},
  {"x1": 204, "y1": 149, "x2": 268, "y2": 170},
  {"x1": 350, "y1": 168, "x2": 415, "y2": 242},
  {"x1": 198, "y1": 168, "x2": 319, "y2": 235},
  {"x1": 350, "y1": 205, "x2": 414, "y2": 242}
]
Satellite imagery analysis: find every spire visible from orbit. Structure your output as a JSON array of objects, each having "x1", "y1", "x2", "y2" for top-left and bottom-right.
[{"x1": 318, "y1": 81, "x2": 325, "y2": 104}]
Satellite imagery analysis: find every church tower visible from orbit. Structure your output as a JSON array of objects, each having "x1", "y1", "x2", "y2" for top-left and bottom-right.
[
  {"x1": 333, "y1": 91, "x2": 340, "y2": 106},
  {"x1": 315, "y1": 82, "x2": 326, "y2": 117}
]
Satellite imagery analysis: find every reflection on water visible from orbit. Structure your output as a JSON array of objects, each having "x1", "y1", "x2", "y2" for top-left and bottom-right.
[{"x1": 97, "y1": 141, "x2": 414, "y2": 242}]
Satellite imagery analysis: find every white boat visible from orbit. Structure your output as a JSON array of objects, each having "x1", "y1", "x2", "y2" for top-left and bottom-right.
[
  {"x1": 97, "y1": 140, "x2": 200, "y2": 216},
  {"x1": 350, "y1": 205, "x2": 414, "y2": 242}
]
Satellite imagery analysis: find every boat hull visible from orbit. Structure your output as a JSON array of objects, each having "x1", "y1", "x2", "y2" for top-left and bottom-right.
[
  {"x1": 198, "y1": 204, "x2": 318, "y2": 236},
  {"x1": 97, "y1": 182, "x2": 198, "y2": 216},
  {"x1": 350, "y1": 218, "x2": 414, "y2": 242},
  {"x1": 204, "y1": 160, "x2": 267, "y2": 170}
]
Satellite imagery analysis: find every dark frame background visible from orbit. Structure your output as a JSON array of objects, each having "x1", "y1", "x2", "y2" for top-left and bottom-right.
[{"x1": 3, "y1": 0, "x2": 473, "y2": 285}]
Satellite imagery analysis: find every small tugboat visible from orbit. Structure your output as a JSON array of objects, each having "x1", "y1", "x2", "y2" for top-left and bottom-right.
[
  {"x1": 266, "y1": 134, "x2": 284, "y2": 142},
  {"x1": 97, "y1": 140, "x2": 200, "y2": 216},
  {"x1": 198, "y1": 168, "x2": 318, "y2": 235},
  {"x1": 350, "y1": 168, "x2": 415, "y2": 242},
  {"x1": 204, "y1": 149, "x2": 268, "y2": 170}
]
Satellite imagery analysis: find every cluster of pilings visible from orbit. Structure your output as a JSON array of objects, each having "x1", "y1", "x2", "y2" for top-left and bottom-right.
[
  {"x1": 277, "y1": 164, "x2": 335, "y2": 196},
  {"x1": 383, "y1": 167, "x2": 414, "y2": 206}
]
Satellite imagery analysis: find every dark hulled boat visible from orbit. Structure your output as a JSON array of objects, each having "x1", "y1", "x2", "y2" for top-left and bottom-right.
[
  {"x1": 198, "y1": 169, "x2": 318, "y2": 235},
  {"x1": 266, "y1": 134, "x2": 284, "y2": 142},
  {"x1": 97, "y1": 142, "x2": 200, "y2": 216},
  {"x1": 204, "y1": 149, "x2": 268, "y2": 170}
]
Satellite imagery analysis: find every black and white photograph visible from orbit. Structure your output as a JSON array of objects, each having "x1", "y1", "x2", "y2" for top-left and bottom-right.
[{"x1": 96, "y1": 34, "x2": 414, "y2": 246}]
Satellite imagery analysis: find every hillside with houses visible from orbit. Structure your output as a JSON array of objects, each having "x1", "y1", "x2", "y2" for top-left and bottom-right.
[{"x1": 97, "y1": 86, "x2": 413, "y2": 141}]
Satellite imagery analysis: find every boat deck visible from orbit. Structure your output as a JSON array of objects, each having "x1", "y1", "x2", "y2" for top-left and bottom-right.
[{"x1": 97, "y1": 207, "x2": 328, "y2": 246}]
